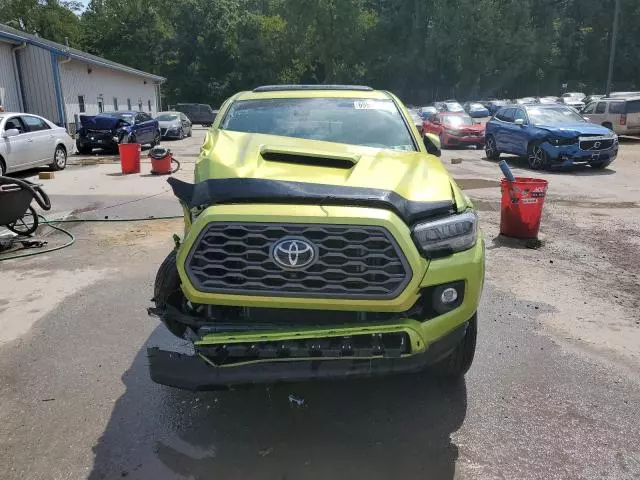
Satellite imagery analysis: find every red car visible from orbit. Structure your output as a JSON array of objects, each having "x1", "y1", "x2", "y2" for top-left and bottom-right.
[{"x1": 423, "y1": 112, "x2": 485, "y2": 149}]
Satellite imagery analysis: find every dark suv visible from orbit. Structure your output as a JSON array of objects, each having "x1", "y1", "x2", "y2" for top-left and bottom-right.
[{"x1": 174, "y1": 104, "x2": 218, "y2": 126}]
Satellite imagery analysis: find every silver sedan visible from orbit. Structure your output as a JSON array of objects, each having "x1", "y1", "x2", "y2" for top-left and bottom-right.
[
  {"x1": 0, "y1": 113, "x2": 75, "y2": 175},
  {"x1": 155, "y1": 111, "x2": 192, "y2": 140}
]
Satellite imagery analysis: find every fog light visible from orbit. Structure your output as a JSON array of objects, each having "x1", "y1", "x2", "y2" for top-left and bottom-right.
[{"x1": 441, "y1": 287, "x2": 458, "y2": 304}]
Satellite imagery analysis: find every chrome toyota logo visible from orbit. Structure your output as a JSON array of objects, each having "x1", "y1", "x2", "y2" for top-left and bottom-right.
[{"x1": 271, "y1": 237, "x2": 316, "y2": 269}]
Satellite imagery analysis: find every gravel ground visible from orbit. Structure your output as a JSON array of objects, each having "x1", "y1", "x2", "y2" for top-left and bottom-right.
[{"x1": 1, "y1": 129, "x2": 639, "y2": 479}]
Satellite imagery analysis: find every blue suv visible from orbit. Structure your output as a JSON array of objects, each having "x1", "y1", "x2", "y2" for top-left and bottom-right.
[
  {"x1": 485, "y1": 104, "x2": 618, "y2": 169},
  {"x1": 76, "y1": 111, "x2": 161, "y2": 154}
]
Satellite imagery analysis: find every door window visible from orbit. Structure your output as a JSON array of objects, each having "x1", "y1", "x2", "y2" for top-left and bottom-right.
[
  {"x1": 626, "y1": 100, "x2": 640, "y2": 114},
  {"x1": 4, "y1": 117, "x2": 26, "y2": 134},
  {"x1": 582, "y1": 103, "x2": 596, "y2": 114},
  {"x1": 513, "y1": 109, "x2": 526, "y2": 123},
  {"x1": 21, "y1": 116, "x2": 51, "y2": 132},
  {"x1": 595, "y1": 102, "x2": 607, "y2": 114},
  {"x1": 608, "y1": 102, "x2": 625, "y2": 114},
  {"x1": 135, "y1": 113, "x2": 146, "y2": 124},
  {"x1": 498, "y1": 108, "x2": 515, "y2": 122}
]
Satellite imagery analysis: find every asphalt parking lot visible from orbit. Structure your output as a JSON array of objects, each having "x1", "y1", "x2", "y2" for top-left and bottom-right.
[{"x1": 1, "y1": 128, "x2": 640, "y2": 479}]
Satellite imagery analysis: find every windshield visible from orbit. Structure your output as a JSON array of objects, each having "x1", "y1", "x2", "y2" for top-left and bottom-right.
[
  {"x1": 470, "y1": 103, "x2": 486, "y2": 110},
  {"x1": 100, "y1": 112, "x2": 134, "y2": 123},
  {"x1": 156, "y1": 114, "x2": 180, "y2": 121},
  {"x1": 526, "y1": 107, "x2": 585, "y2": 124},
  {"x1": 443, "y1": 115, "x2": 474, "y2": 127},
  {"x1": 221, "y1": 98, "x2": 416, "y2": 151}
]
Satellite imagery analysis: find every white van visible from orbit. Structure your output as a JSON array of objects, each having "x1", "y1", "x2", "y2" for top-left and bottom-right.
[{"x1": 582, "y1": 97, "x2": 640, "y2": 136}]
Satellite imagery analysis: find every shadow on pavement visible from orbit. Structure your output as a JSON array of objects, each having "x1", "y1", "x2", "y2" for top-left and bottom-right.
[
  {"x1": 482, "y1": 155, "x2": 616, "y2": 175},
  {"x1": 88, "y1": 334, "x2": 468, "y2": 479}
]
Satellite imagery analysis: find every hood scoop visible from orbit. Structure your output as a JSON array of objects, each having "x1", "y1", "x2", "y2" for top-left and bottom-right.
[{"x1": 261, "y1": 146, "x2": 359, "y2": 169}]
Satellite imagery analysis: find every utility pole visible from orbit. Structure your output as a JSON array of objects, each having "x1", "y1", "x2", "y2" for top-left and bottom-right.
[{"x1": 605, "y1": 0, "x2": 621, "y2": 96}]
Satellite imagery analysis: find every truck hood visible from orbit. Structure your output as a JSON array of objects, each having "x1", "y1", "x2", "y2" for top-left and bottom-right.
[
  {"x1": 79, "y1": 115, "x2": 131, "y2": 131},
  {"x1": 194, "y1": 130, "x2": 457, "y2": 205}
]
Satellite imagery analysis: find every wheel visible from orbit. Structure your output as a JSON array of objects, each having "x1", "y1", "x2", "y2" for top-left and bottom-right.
[
  {"x1": 153, "y1": 250, "x2": 187, "y2": 339},
  {"x1": 591, "y1": 160, "x2": 611, "y2": 169},
  {"x1": 527, "y1": 141, "x2": 548, "y2": 170},
  {"x1": 0, "y1": 157, "x2": 6, "y2": 176},
  {"x1": 431, "y1": 315, "x2": 477, "y2": 379},
  {"x1": 485, "y1": 135, "x2": 500, "y2": 160},
  {"x1": 187, "y1": 128, "x2": 192, "y2": 138},
  {"x1": 7, "y1": 205, "x2": 39, "y2": 236},
  {"x1": 151, "y1": 131, "x2": 161, "y2": 147},
  {"x1": 476, "y1": 143, "x2": 484, "y2": 150},
  {"x1": 602, "y1": 122, "x2": 613, "y2": 130},
  {"x1": 50, "y1": 145, "x2": 67, "y2": 171},
  {"x1": 178, "y1": 128, "x2": 185, "y2": 140}
]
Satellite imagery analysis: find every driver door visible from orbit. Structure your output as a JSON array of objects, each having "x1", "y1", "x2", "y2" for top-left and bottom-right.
[
  {"x1": 510, "y1": 108, "x2": 529, "y2": 156},
  {"x1": 1, "y1": 116, "x2": 33, "y2": 172}
]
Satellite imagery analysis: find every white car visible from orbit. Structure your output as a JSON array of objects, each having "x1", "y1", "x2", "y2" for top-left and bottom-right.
[{"x1": 0, "y1": 112, "x2": 75, "y2": 176}]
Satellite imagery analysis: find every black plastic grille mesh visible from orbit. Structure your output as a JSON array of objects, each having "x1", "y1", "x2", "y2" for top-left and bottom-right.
[{"x1": 186, "y1": 223, "x2": 411, "y2": 299}]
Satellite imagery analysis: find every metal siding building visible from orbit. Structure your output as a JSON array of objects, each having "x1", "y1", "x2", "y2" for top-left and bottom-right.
[
  {"x1": 0, "y1": 24, "x2": 164, "y2": 132},
  {"x1": 0, "y1": 42, "x2": 21, "y2": 111}
]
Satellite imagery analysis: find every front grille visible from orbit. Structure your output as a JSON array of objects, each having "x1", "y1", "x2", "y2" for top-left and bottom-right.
[
  {"x1": 186, "y1": 223, "x2": 412, "y2": 299},
  {"x1": 579, "y1": 138, "x2": 614, "y2": 151}
]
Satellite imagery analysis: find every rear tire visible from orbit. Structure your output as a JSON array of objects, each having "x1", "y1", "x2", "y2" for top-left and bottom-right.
[
  {"x1": 154, "y1": 251, "x2": 188, "y2": 339},
  {"x1": 485, "y1": 135, "x2": 500, "y2": 160},
  {"x1": 50, "y1": 145, "x2": 67, "y2": 170},
  {"x1": 431, "y1": 315, "x2": 477, "y2": 379}
]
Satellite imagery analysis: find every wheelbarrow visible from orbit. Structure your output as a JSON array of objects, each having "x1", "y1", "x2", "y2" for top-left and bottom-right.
[{"x1": 0, "y1": 176, "x2": 51, "y2": 236}]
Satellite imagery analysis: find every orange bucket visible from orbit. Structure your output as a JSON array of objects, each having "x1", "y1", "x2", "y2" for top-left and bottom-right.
[
  {"x1": 118, "y1": 143, "x2": 141, "y2": 174},
  {"x1": 500, "y1": 177, "x2": 548, "y2": 238}
]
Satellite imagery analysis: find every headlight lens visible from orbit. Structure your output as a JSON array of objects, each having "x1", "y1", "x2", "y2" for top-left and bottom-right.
[
  {"x1": 413, "y1": 211, "x2": 478, "y2": 257},
  {"x1": 444, "y1": 128, "x2": 460, "y2": 136}
]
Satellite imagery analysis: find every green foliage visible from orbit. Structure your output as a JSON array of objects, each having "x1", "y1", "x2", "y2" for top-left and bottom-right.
[{"x1": 1, "y1": 0, "x2": 638, "y2": 106}]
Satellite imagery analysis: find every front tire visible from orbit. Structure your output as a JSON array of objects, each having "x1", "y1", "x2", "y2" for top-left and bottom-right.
[
  {"x1": 485, "y1": 134, "x2": 500, "y2": 160},
  {"x1": 50, "y1": 145, "x2": 67, "y2": 170},
  {"x1": 153, "y1": 251, "x2": 187, "y2": 339},
  {"x1": 527, "y1": 141, "x2": 548, "y2": 170},
  {"x1": 151, "y1": 131, "x2": 161, "y2": 147},
  {"x1": 431, "y1": 315, "x2": 477, "y2": 379}
]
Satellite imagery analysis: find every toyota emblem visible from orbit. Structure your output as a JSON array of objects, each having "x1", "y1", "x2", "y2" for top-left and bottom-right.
[{"x1": 271, "y1": 237, "x2": 316, "y2": 269}]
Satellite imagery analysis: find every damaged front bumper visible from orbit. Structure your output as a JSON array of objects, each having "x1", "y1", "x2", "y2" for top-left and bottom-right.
[{"x1": 147, "y1": 320, "x2": 470, "y2": 390}]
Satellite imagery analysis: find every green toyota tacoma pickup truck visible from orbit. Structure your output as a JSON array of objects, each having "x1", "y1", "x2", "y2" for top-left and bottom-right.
[{"x1": 148, "y1": 85, "x2": 485, "y2": 390}]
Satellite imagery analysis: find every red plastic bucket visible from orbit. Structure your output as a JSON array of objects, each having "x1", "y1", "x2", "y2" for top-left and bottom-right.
[
  {"x1": 118, "y1": 143, "x2": 141, "y2": 174},
  {"x1": 150, "y1": 154, "x2": 172, "y2": 174},
  {"x1": 500, "y1": 177, "x2": 548, "y2": 238}
]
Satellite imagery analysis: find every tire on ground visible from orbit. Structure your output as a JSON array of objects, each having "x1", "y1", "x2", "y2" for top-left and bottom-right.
[
  {"x1": 154, "y1": 250, "x2": 187, "y2": 339},
  {"x1": 430, "y1": 314, "x2": 477, "y2": 379}
]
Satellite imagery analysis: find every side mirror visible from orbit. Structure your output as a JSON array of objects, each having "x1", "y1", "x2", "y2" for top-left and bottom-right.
[
  {"x1": 514, "y1": 119, "x2": 525, "y2": 126},
  {"x1": 424, "y1": 132, "x2": 441, "y2": 157},
  {"x1": 2, "y1": 128, "x2": 20, "y2": 138}
]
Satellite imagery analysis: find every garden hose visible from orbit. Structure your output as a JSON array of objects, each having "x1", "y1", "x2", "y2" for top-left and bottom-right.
[{"x1": 0, "y1": 214, "x2": 183, "y2": 262}]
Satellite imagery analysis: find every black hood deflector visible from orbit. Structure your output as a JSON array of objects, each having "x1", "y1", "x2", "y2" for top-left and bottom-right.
[{"x1": 167, "y1": 177, "x2": 455, "y2": 224}]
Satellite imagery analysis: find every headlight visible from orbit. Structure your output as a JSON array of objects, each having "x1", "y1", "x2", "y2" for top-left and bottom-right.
[
  {"x1": 444, "y1": 128, "x2": 460, "y2": 136},
  {"x1": 413, "y1": 211, "x2": 478, "y2": 257},
  {"x1": 547, "y1": 136, "x2": 578, "y2": 146}
]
